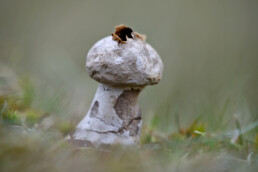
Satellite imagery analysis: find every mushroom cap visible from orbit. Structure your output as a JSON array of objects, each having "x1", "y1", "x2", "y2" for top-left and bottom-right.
[{"x1": 86, "y1": 35, "x2": 163, "y2": 87}]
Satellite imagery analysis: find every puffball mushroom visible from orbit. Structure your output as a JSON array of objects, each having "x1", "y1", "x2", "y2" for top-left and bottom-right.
[{"x1": 69, "y1": 25, "x2": 163, "y2": 147}]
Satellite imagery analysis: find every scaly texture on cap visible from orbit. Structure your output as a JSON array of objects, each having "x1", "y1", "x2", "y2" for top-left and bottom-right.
[{"x1": 86, "y1": 26, "x2": 163, "y2": 87}]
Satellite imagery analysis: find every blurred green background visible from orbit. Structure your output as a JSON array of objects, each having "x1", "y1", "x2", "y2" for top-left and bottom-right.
[{"x1": 0, "y1": 0, "x2": 258, "y2": 171}]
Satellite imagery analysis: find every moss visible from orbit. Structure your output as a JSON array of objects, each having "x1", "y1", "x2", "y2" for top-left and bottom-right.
[
  {"x1": 2, "y1": 110, "x2": 22, "y2": 125},
  {"x1": 25, "y1": 109, "x2": 42, "y2": 127}
]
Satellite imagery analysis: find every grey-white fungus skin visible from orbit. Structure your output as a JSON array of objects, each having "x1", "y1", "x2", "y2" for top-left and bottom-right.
[
  {"x1": 86, "y1": 35, "x2": 163, "y2": 86},
  {"x1": 69, "y1": 30, "x2": 163, "y2": 147}
]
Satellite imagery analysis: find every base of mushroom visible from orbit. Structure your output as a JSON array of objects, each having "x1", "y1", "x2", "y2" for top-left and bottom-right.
[{"x1": 69, "y1": 83, "x2": 143, "y2": 147}]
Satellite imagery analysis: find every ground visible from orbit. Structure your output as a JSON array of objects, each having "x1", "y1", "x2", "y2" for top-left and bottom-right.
[{"x1": 0, "y1": 75, "x2": 257, "y2": 172}]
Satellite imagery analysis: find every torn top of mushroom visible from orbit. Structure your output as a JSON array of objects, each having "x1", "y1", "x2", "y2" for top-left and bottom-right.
[
  {"x1": 112, "y1": 25, "x2": 133, "y2": 42},
  {"x1": 112, "y1": 24, "x2": 145, "y2": 44},
  {"x1": 86, "y1": 25, "x2": 163, "y2": 87}
]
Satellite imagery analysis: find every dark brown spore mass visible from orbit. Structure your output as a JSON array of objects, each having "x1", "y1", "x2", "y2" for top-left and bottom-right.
[{"x1": 112, "y1": 24, "x2": 133, "y2": 43}]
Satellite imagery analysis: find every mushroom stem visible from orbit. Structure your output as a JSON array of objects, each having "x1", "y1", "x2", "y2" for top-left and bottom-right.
[{"x1": 71, "y1": 83, "x2": 143, "y2": 146}]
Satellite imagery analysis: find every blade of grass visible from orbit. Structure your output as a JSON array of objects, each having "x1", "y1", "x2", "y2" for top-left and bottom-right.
[
  {"x1": 0, "y1": 101, "x2": 7, "y2": 116},
  {"x1": 226, "y1": 120, "x2": 258, "y2": 138},
  {"x1": 234, "y1": 114, "x2": 244, "y2": 145}
]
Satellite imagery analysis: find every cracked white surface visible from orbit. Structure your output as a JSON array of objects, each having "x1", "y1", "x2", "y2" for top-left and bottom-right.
[
  {"x1": 86, "y1": 35, "x2": 163, "y2": 86},
  {"x1": 71, "y1": 31, "x2": 163, "y2": 147},
  {"x1": 73, "y1": 84, "x2": 141, "y2": 146}
]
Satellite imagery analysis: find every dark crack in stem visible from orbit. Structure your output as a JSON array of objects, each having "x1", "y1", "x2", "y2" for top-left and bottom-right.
[
  {"x1": 90, "y1": 101, "x2": 99, "y2": 117},
  {"x1": 114, "y1": 89, "x2": 142, "y2": 136}
]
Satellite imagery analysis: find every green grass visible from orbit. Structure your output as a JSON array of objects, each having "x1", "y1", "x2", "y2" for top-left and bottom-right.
[{"x1": 0, "y1": 77, "x2": 257, "y2": 172}]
